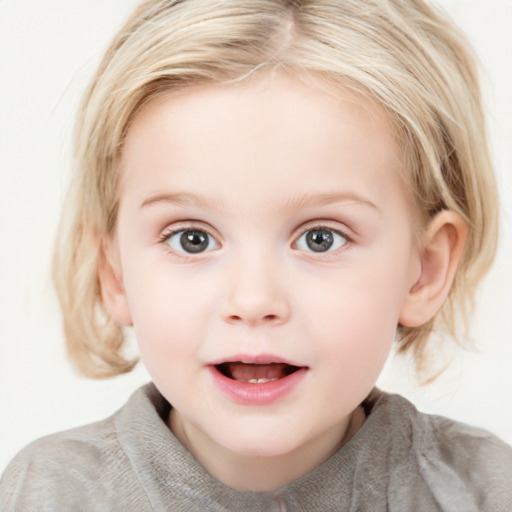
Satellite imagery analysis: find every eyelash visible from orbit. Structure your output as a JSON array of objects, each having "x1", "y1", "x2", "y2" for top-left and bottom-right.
[
  {"x1": 158, "y1": 222, "x2": 352, "y2": 257},
  {"x1": 294, "y1": 224, "x2": 350, "y2": 254},
  {"x1": 158, "y1": 223, "x2": 219, "y2": 258}
]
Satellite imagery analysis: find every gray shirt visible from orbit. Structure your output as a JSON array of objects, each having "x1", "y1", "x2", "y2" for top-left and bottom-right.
[{"x1": 1, "y1": 383, "x2": 511, "y2": 511}]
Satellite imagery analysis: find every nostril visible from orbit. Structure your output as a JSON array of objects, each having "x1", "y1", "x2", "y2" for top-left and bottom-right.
[
  {"x1": 221, "y1": 298, "x2": 290, "y2": 326},
  {"x1": 225, "y1": 313, "x2": 280, "y2": 324}
]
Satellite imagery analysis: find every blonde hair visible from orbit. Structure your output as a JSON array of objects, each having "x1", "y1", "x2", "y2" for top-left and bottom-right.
[{"x1": 53, "y1": 0, "x2": 498, "y2": 378}]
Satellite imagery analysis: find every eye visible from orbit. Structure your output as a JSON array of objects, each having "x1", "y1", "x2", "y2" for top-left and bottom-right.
[
  {"x1": 295, "y1": 227, "x2": 347, "y2": 253},
  {"x1": 165, "y1": 229, "x2": 219, "y2": 254}
]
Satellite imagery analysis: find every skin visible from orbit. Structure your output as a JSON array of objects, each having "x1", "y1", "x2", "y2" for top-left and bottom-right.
[{"x1": 101, "y1": 72, "x2": 465, "y2": 491}]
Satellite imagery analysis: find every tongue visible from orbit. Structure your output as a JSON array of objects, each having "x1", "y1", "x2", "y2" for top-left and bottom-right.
[{"x1": 224, "y1": 363, "x2": 293, "y2": 383}]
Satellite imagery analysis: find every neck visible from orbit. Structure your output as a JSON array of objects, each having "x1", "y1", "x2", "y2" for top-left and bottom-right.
[{"x1": 169, "y1": 406, "x2": 365, "y2": 492}]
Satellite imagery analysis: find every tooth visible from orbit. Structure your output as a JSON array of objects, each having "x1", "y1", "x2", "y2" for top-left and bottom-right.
[{"x1": 243, "y1": 377, "x2": 281, "y2": 384}]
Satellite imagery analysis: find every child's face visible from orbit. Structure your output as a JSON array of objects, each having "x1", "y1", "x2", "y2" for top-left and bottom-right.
[{"x1": 111, "y1": 73, "x2": 420, "y2": 471}]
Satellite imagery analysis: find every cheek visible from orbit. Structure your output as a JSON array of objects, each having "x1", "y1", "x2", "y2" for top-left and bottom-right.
[
  {"x1": 122, "y1": 265, "x2": 210, "y2": 361},
  {"x1": 304, "y1": 297, "x2": 395, "y2": 405},
  {"x1": 304, "y1": 289, "x2": 396, "y2": 368},
  {"x1": 298, "y1": 250, "x2": 412, "y2": 366}
]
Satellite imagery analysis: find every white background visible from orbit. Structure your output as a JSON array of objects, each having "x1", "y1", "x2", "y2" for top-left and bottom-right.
[{"x1": 1, "y1": 0, "x2": 511, "y2": 474}]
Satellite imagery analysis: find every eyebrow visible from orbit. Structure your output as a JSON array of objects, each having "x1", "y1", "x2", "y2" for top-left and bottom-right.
[
  {"x1": 284, "y1": 192, "x2": 379, "y2": 211},
  {"x1": 140, "y1": 191, "x2": 379, "y2": 212},
  {"x1": 140, "y1": 192, "x2": 216, "y2": 210}
]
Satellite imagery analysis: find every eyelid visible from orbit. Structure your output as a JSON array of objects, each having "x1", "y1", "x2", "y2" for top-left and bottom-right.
[
  {"x1": 292, "y1": 222, "x2": 353, "y2": 253},
  {"x1": 158, "y1": 221, "x2": 222, "y2": 256},
  {"x1": 294, "y1": 221, "x2": 353, "y2": 242},
  {"x1": 159, "y1": 220, "x2": 220, "y2": 240}
]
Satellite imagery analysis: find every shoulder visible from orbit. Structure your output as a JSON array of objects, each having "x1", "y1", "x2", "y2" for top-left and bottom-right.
[
  {"x1": 370, "y1": 390, "x2": 512, "y2": 511},
  {"x1": 0, "y1": 416, "x2": 133, "y2": 511},
  {"x1": 0, "y1": 386, "x2": 156, "y2": 511},
  {"x1": 419, "y1": 410, "x2": 512, "y2": 508}
]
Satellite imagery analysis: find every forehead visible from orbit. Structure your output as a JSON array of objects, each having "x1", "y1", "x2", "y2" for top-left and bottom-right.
[{"x1": 119, "y1": 72, "x2": 408, "y2": 215}]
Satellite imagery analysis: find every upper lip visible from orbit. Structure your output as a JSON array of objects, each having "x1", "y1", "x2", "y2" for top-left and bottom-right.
[{"x1": 207, "y1": 353, "x2": 307, "y2": 367}]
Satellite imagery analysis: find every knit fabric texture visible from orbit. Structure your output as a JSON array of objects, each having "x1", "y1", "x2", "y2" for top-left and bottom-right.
[{"x1": 1, "y1": 383, "x2": 511, "y2": 511}]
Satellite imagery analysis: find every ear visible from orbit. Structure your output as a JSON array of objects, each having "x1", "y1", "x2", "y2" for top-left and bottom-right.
[
  {"x1": 399, "y1": 210, "x2": 468, "y2": 328},
  {"x1": 98, "y1": 238, "x2": 133, "y2": 326}
]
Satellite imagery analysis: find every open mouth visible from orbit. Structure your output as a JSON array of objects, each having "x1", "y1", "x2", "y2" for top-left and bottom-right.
[
  {"x1": 215, "y1": 362, "x2": 301, "y2": 384},
  {"x1": 209, "y1": 358, "x2": 308, "y2": 404}
]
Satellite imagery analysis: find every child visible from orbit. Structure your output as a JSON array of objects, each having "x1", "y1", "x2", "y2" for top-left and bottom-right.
[{"x1": 1, "y1": 0, "x2": 511, "y2": 510}]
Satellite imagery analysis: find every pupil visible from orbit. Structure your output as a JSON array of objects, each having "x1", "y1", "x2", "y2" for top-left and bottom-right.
[
  {"x1": 306, "y1": 229, "x2": 333, "y2": 252},
  {"x1": 180, "y1": 230, "x2": 209, "y2": 253}
]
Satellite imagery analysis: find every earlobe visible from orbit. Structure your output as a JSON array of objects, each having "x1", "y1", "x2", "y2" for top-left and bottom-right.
[
  {"x1": 98, "y1": 238, "x2": 133, "y2": 326},
  {"x1": 399, "y1": 210, "x2": 468, "y2": 328}
]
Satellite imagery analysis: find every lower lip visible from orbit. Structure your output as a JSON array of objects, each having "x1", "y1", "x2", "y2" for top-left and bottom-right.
[
  {"x1": 208, "y1": 366, "x2": 308, "y2": 405},
  {"x1": 209, "y1": 366, "x2": 307, "y2": 405}
]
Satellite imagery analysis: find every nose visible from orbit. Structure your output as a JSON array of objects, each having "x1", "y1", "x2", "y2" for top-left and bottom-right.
[{"x1": 220, "y1": 255, "x2": 291, "y2": 327}]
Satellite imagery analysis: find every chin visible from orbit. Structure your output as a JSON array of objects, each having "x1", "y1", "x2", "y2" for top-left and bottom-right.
[{"x1": 215, "y1": 427, "x2": 305, "y2": 458}]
